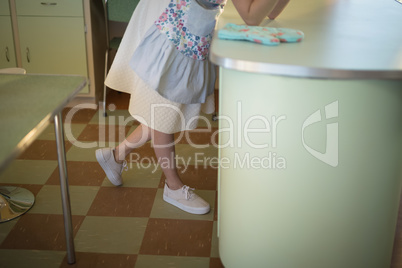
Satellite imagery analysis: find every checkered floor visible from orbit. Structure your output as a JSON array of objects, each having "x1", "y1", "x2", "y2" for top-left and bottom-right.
[
  {"x1": 0, "y1": 90, "x2": 401, "y2": 268},
  {"x1": 0, "y1": 91, "x2": 223, "y2": 267}
]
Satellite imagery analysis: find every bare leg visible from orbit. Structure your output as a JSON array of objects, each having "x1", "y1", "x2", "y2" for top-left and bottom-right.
[
  {"x1": 114, "y1": 124, "x2": 184, "y2": 189},
  {"x1": 151, "y1": 129, "x2": 184, "y2": 190},
  {"x1": 114, "y1": 124, "x2": 152, "y2": 162}
]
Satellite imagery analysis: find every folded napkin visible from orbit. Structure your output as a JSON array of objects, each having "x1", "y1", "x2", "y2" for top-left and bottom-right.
[{"x1": 218, "y1": 23, "x2": 304, "y2": 46}]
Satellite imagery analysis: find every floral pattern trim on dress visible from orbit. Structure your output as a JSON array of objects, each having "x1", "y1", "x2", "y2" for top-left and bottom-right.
[{"x1": 154, "y1": 0, "x2": 225, "y2": 61}]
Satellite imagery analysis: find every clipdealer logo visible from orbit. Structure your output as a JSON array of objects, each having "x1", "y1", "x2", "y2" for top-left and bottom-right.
[
  {"x1": 302, "y1": 101, "x2": 339, "y2": 167},
  {"x1": 64, "y1": 101, "x2": 340, "y2": 169}
]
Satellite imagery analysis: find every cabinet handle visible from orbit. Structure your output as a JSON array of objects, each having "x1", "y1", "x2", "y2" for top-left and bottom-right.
[
  {"x1": 5, "y1": 47, "x2": 10, "y2": 62},
  {"x1": 40, "y1": 2, "x2": 57, "y2": 5},
  {"x1": 26, "y1": 47, "x2": 30, "y2": 63}
]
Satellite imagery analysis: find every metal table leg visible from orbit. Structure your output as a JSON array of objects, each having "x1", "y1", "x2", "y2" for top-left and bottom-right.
[{"x1": 54, "y1": 112, "x2": 76, "y2": 264}]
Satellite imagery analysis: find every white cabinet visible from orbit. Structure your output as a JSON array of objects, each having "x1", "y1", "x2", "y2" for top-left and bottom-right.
[
  {"x1": 4, "y1": 0, "x2": 106, "y2": 101},
  {"x1": 0, "y1": 0, "x2": 17, "y2": 68},
  {"x1": 17, "y1": 16, "x2": 88, "y2": 91}
]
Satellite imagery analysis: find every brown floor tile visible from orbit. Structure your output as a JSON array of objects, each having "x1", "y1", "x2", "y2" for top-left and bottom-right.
[
  {"x1": 127, "y1": 143, "x2": 157, "y2": 163},
  {"x1": 62, "y1": 108, "x2": 97, "y2": 124},
  {"x1": 159, "y1": 165, "x2": 218, "y2": 190},
  {"x1": 77, "y1": 124, "x2": 131, "y2": 143},
  {"x1": 60, "y1": 252, "x2": 137, "y2": 268},
  {"x1": 46, "y1": 161, "x2": 105, "y2": 186},
  {"x1": 17, "y1": 140, "x2": 72, "y2": 160},
  {"x1": 214, "y1": 192, "x2": 218, "y2": 221},
  {"x1": 0, "y1": 214, "x2": 84, "y2": 250},
  {"x1": 175, "y1": 128, "x2": 219, "y2": 146},
  {"x1": 105, "y1": 90, "x2": 130, "y2": 110},
  {"x1": 214, "y1": 89, "x2": 219, "y2": 114},
  {"x1": 391, "y1": 250, "x2": 402, "y2": 268},
  {"x1": 140, "y1": 218, "x2": 213, "y2": 257},
  {"x1": 96, "y1": 112, "x2": 138, "y2": 127},
  {"x1": 391, "y1": 197, "x2": 402, "y2": 267},
  {"x1": 0, "y1": 183, "x2": 43, "y2": 197},
  {"x1": 87, "y1": 187, "x2": 157, "y2": 217},
  {"x1": 210, "y1": 257, "x2": 225, "y2": 268}
]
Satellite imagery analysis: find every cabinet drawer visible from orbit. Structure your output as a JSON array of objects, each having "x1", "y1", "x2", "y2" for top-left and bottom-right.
[
  {"x1": 0, "y1": 0, "x2": 10, "y2": 15},
  {"x1": 16, "y1": 0, "x2": 83, "y2": 17}
]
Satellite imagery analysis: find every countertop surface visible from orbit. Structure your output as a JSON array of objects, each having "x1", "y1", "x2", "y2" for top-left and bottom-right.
[{"x1": 210, "y1": 0, "x2": 402, "y2": 79}]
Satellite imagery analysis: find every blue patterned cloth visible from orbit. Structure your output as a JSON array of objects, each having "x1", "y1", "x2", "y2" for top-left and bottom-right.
[
  {"x1": 154, "y1": 0, "x2": 226, "y2": 60},
  {"x1": 218, "y1": 23, "x2": 304, "y2": 46}
]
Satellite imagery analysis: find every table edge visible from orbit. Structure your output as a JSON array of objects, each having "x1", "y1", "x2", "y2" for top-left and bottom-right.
[{"x1": 209, "y1": 51, "x2": 402, "y2": 80}]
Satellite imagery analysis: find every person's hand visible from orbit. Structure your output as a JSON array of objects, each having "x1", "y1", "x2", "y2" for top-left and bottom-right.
[
  {"x1": 232, "y1": 0, "x2": 280, "y2": 25},
  {"x1": 232, "y1": 0, "x2": 291, "y2": 25},
  {"x1": 268, "y1": 0, "x2": 290, "y2": 19}
]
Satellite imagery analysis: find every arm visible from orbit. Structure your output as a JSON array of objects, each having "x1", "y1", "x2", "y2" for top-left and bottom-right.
[
  {"x1": 231, "y1": 0, "x2": 280, "y2": 26},
  {"x1": 268, "y1": 0, "x2": 290, "y2": 19}
]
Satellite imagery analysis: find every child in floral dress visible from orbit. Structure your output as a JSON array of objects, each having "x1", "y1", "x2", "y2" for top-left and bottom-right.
[{"x1": 96, "y1": 0, "x2": 290, "y2": 214}]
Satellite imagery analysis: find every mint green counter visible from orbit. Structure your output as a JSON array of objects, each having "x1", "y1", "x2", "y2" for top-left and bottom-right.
[{"x1": 211, "y1": 1, "x2": 402, "y2": 267}]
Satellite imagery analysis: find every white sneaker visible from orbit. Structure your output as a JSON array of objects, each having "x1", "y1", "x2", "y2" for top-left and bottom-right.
[
  {"x1": 163, "y1": 184, "x2": 210, "y2": 215},
  {"x1": 95, "y1": 148, "x2": 127, "y2": 186}
]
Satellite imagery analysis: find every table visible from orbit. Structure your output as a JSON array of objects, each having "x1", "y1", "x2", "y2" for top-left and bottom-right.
[
  {"x1": 0, "y1": 73, "x2": 87, "y2": 264},
  {"x1": 211, "y1": 0, "x2": 402, "y2": 267}
]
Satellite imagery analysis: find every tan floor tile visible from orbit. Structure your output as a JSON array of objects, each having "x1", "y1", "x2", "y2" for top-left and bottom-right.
[
  {"x1": 87, "y1": 187, "x2": 156, "y2": 217},
  {"x1": 140, "y1": 218, "x2": 213, "y2": 257},
  {"x1": 135, "y1": 255, "x2": 210, "y2": 268},
  {"x1": 210, "y1": 222, "x2": 219, "y2": 258},
  {"x1": 0, "y1": 214, "x2": 84, "y2": 250},
  {"x1": 0, "y1": 160, "x2": 58, "y2": 185},
  {"x1": 46, "y1": 161, "x2": 106, "y2": 186},
  {"x1": 66, "y1": 145, "x2": 99, "y2": 162},
  {"x1": 0, "y1": 249, "x2": 66, "y2": 268},
  {"x1": 175, "y1": 144, "x2": 218, "y2": 166},
  {"x1": 74, "y1": 216, "x2": 148, "y2": 254},
  {"x1": 17, "y1": 139, "x2": 72, "y2": 160},
  {"x1": 29, "y1": 185, "x2": 99, "y2": 215},
  {"x1": 150, "y1": 189, "x2": 215, "y2": 221},
  {"x1": 60, "y1": 252, "x2": 137, "y2": 268},
  {"x1": 36, "y1": 123, "x2": 87, "y2": 142}
]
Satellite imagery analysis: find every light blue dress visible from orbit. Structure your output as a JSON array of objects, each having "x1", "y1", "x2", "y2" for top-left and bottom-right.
[
  {"x1": 130, "y1": 0, "x2": 227, "y2": 104},
  {"x1": 105, "y1": 0, "x2": 222, "y2": 133}
]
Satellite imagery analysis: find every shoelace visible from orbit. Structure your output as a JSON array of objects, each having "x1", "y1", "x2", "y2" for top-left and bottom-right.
[
  {"x1": 182, "y1": 185, "x2": 195, "y2": 200},
  {"x1": 121, "y1": 160, "x2": 128, "y2": 173}
]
